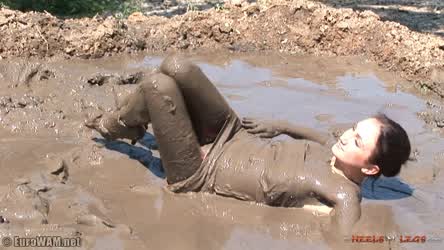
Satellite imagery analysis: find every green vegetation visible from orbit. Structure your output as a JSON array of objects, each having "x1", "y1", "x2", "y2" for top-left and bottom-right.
[{"x1": 0, "y1": 0, "x2": 143, "y2": 17}]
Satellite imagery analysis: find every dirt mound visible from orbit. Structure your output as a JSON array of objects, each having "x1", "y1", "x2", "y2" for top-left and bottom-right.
[
  {"x1": 0, "y1": 0, "x2": 443, "y2": 98},
  {"x1": 316, "y1": 0, "x2": 444, "y2": 36},
  {"x1": 0, "y1": 8, "x2": 145, "y2": 59}
]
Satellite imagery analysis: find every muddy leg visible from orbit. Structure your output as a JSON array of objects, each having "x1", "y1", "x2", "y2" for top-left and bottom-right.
[
  {"x1": 85, "y1": 83, "x2": 151, "y2": 143},
  {"x1": 140, "y1": 73, "x2": 202, "y2": 184},
  {"x1": 118, "y1": 86, "x2": 151, "y2": 127},
  {"x1": 87, "y1": 55, "x2": 237, "y2": 145},
  {"x1": 85, "y1": 112, "x2": 146, "y2": 143},
  {"x1": 160, "y1": 54, "x2": 236, "y2": 144},
  {"x1": 86, "y1": 73, "x2": 202, "y2": 183}
]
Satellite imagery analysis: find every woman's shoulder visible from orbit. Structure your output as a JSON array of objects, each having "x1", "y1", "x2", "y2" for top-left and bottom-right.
[{"x1": 306, "y1": 164, "x2": 361, "y2": 200}]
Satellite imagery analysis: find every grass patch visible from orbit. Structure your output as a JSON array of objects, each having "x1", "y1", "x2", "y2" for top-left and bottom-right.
[{"x1": 0, "y1": 0, "x2": 143, "y2": 18}]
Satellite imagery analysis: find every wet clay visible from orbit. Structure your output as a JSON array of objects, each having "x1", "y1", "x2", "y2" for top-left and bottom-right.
[{"x1": 89, "y1": 55, "x2": 361, "y2": 234}]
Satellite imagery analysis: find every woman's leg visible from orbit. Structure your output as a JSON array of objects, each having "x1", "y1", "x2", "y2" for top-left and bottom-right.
[
  {"x1": 139, "y1": 73, "x2": 202, "y2": 184},
  {"x1": 159, "y1": 55, "x2": 235, "y2": 144},
  {"x1": 85, "y1": 76, "x2": 152, "y2": 143},
  {"x1": 86, "y1": 73, "x2": 203, "y2": 184},
  {"x1": 86, "y1": 56, "x2": 237, "y2": 183},
  {"x1": 101, "y1": 54, "x2": 236, "y2": 145}
]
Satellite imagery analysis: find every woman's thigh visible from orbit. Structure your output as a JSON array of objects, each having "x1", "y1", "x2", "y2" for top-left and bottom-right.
[
  {"x1": 160, "y1": 54, "x2": 237, "y2": 144},
  {"x1": 140, "y1": 72, "x2": 202, "y2": 184}
]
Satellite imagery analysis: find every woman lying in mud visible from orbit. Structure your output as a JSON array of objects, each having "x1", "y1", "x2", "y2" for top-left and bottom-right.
[{"x1": 86, "y1": 55, "x2": 411, "y2": 234}]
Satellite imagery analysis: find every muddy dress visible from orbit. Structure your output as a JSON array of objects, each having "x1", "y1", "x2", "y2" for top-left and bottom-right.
[{"x1": 168, "y1": 113, "x2": 360, "y2": 208}]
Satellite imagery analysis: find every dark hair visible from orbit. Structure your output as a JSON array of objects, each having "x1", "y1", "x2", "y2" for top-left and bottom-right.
[{"x1": 367, "y1": 113, "x2": 411, "y2": 177}]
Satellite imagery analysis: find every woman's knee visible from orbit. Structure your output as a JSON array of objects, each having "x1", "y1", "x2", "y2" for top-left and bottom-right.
[
  {"x1": 140, "y1": 72, "x2": 178, "y2": 96},
  {"x1": 160, "y1": 54, "x2": 197, "y2": 83}
]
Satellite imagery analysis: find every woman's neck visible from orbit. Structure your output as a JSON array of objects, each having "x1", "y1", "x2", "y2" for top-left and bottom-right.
[{"x1": 330, "y1": 156, "x2": 365, "y2": 185}]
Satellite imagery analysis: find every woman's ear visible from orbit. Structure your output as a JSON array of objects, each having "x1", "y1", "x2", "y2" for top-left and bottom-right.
[{"x1": 361, "y1": 164, "x2": 380, "y2": 176}]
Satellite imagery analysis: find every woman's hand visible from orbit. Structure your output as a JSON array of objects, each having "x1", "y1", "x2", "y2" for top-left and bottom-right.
[{"x1": 241, "y1": 117, "x2": 284, "y2": 138}]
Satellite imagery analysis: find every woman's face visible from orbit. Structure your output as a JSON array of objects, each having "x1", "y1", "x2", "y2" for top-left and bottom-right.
[{"x1": 331, "y1": 118, "x2": 382, "y2": 170}]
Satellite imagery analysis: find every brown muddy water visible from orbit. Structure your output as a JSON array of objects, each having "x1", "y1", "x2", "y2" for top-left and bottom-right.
[{"x1": 0, "y1": 53, "x2": 443, "y2": 250}]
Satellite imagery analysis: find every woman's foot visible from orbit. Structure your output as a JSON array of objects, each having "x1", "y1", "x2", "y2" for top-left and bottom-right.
[{"x1": 85, "y1": 113, "x2": 146, "y2": 144}]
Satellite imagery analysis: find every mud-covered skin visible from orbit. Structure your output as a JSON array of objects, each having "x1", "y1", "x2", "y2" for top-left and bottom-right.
[
  {"x1": 88, "y1": 55, "x2": 362, "y2": 234},
  {"x1": 159, "y1": 54, "x2": 233, "y2": 145},
  {"x1": 89, "y1": 54, "x2": 235, "y2": 183},
  {"x1": 90, "y1": 54, "x2": 233, "y2": 145},
  {"x1": 241, "y1": 117, "x2": 332, "y2": 145},
  {"x1": 85, "y1": 113, "x2": 146, "y2": 144}
]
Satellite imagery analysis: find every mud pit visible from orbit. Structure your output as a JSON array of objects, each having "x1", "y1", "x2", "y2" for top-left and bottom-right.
[{"x1": 0, "y1": 53, "x2": 443, "y2": 249}]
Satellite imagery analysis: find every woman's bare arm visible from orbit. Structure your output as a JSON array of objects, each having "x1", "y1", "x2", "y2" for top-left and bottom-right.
[
  {"x1": 241, "y1": 117, "x2": 331, "y2": 145},
  {"x1": 280, "y1": 121, "x2": 331, "y2": 145},
  {"x1": 312, "y1": 184, "x2": 362, "y2": 235}
]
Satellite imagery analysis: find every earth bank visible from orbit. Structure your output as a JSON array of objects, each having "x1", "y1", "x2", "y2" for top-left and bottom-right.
[{"x1": 0, "y1": 0, "x2": 443, "y2": 99}]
